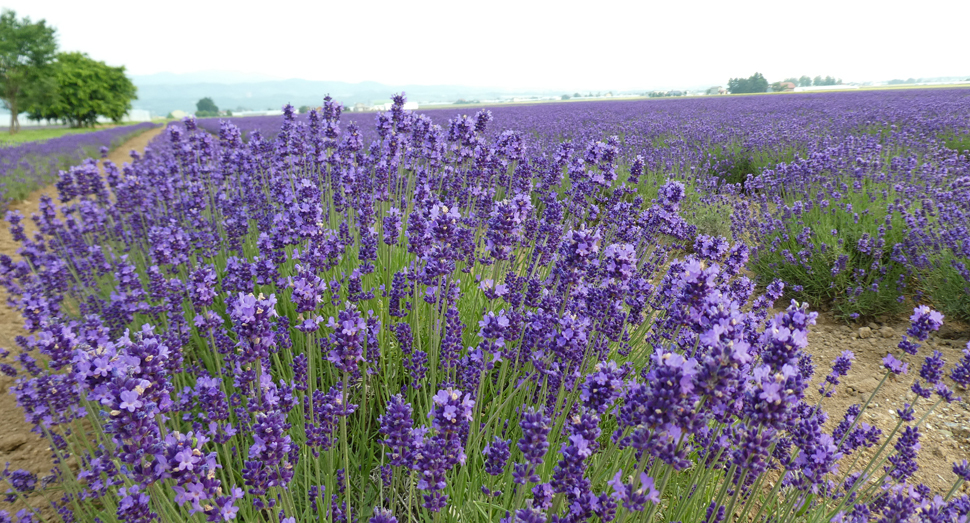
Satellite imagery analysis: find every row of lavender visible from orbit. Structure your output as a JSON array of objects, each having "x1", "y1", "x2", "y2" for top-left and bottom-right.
[
  {"x1": 195, "y1": 90, "x2": 970, "y2": 320},
  {"x1": 0, "y1": 123, "x2": 158, "y2": 212},
  {"x1": 0, "y1": 95, "x2": 967, "y2": 523}
]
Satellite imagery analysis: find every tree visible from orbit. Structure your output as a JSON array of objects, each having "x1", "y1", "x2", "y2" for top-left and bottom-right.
[
  {"x1": 26, "y1": 52, "x2": 137, "y2": 127},
  {"x1": 783, "y1": 77, "x2": 799, "y2": 85},
  {"x1": 798, "y1": 75, "x2": 812, "y2": 87},
  {"x1": 196, "y1": 97, "x2": 218, "y2": 116},
  {"x1": 727, "y1": 72, "x2": 768, "y2": 94},
  {"x1": 573, "y1": 92, "x2": 581, "y2": 98},
  {"x1": 0, "y1": 9, "x2": 57, "y2": 133},
  {"x1": 298, "y1": 105, "x2": 310, "y2": 114}
]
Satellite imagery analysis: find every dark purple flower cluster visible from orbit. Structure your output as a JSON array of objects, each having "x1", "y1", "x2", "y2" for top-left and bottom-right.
[
  {"x1": 513, "y1": 408, "x2": 551, "y2": 485},
  {"x1": 898, "y1": 306, "x2": 944, "y2": 355},
  {"x1": 820, "y1": 350, "x2": 854, "y2": 397}
]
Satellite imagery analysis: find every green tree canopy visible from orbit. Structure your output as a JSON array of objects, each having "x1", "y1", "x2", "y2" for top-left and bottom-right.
[
  {"x1": 196, "y1": 97, "x2": 218, "y2": 116},
  {"x1": 26, "y1": 52, "x2": 137, "y2": 127},
  {"x1": 727, "y1": 72, "x2": 768, "y2": 94},
  {"x1": 0, "y1": 9, "x2": 57, "y2": 133},
  {"x1": 798, "y1": 75, "x2": 812, "y2": 87}
]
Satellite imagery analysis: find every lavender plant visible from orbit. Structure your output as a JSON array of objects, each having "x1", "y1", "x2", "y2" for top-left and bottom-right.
[{"x1": 0, "y1": 93, "x2": 967, "y2": 523}]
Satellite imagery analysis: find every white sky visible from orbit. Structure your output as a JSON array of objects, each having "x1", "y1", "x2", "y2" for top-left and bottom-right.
[{"x1": 4, "y1": 0, "x2": 968, "y2": 90}]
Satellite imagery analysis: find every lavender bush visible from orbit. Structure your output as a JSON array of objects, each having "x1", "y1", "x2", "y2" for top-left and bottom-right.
[
  {"x1": 0, "y1": 122, "x2": 157, "y2": 211},
  {"x1": 0, "y1": 94, "x2": 968, "y2": 523}
]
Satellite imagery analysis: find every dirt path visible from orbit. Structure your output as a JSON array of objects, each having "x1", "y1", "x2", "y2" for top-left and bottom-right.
[
  {"x1": 0, "y1": 125, "x2": 166, "y2": 514},
  {"x1": 808, "y1": 314, "x2": 970, "y2": 495}
]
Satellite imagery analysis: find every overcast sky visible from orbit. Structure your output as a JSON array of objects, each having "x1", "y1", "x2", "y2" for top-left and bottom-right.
[{"x1": 4, "y1": 0, "x2": 967, "y2": 90}]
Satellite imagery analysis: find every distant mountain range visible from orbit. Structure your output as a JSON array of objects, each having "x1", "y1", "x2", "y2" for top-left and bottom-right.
[
  {"x1": 132, "y1": 71, "x2": 286, "y2": 85},
  {"x1": 129, "y1": 71, "x2": 570, "y2": 116},
  {"x1": 127, "y1": 70, "x2": 970, "y2": 117}
]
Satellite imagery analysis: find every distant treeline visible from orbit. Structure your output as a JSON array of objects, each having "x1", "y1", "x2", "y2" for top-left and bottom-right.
[{"x1": 727, "y1": 73, "x2": 843, "y2": 94}]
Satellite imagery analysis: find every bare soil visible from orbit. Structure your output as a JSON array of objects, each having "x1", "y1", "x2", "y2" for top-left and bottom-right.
[
  {"x1": 0, "y1": 126, "x2": 166, "y2": 516},
  {"x1": 808, "y1": 312, "x2": 970, "y2": 495}
]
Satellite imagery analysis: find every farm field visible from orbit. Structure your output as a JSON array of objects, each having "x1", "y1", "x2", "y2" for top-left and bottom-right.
[{"x1": 0, "y1": 89, "x2": 968, "y2": 523}]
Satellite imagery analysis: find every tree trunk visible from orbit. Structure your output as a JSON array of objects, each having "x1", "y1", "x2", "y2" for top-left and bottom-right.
[{"x1": 8, "y1": 98, "x2": 18, "y2": 134}]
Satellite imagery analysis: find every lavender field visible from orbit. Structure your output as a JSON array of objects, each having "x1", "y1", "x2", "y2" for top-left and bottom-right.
[
  {"x1": 0, "y1": 89, "x2": 969, "y2": 523},
  {"x1": 0, "y1": 123, "x2": 158, "y2": 211}
]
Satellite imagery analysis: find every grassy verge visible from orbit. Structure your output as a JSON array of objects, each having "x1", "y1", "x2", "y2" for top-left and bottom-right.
[{"x1": 0, "y1": 125, "x2": 128, "y2": 146}]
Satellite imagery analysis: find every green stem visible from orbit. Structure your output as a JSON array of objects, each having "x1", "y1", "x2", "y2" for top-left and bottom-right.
[{"x1": 341, "y1": 372, "x2": 352, "y2": 516}]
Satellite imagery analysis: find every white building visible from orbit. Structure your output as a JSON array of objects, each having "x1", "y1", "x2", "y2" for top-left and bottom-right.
[
  {"x1": 125, "y1": 109, "x2": 152, "y2": 122},
  {"x1": 229, "y1": 110, "x2": 285, "y2": 117},
  {"x1": 374, "y1": 101, "x2": 418, "y2": 111},
  {"x1": 793, "y1": 85, "x2": 859, "y2": 92}
]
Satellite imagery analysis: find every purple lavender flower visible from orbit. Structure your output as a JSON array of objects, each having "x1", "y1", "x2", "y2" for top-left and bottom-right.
[
  {"x1": 658, "y1": 180, "x2": 686, "y2": 211},
  {"x1": 429, "y1": 388, "x2": 475, "y2": 433},
  {"x1": 896, "y1": 403, "x2": 915, "y2": 422},
  {"x1": 379, "y1": 395, "x2": 414, "y2": 467},
  {"x1": 607, "y1": 470, "x2": 659, "y2": 511},
  {"x1": 820, "y1": 350, "x2": 855, "y2": 397},
  {"x1": 907, "y1": 306, "x2": 944, "y2": 341},
  {"x1": 483, "y1": 436, "x2": 511, "y2": 476},
  {"x1": 885, "y1": 425, "x2": 920, "y2": 482},
  {"x1": 602, "y1": 243, "x2": 637, "y2": 282},
  {"x1": 116, "y1": 485, "x2": 157, "y2": 523},
  {"x1": 513, "y1": 408, "x2": 551, "y2": 485},
  {"x1": 950, "y1": 347, "x2": 970, "y2": 388},
  {"x1": 628, "y1": 155, "x2": 644, "y2": 185},
  {"x1": 581, "y1": 361, "x2": 626, "y2": 414},
  {"x1": 382, "y1": 207, "x2": 402, "y2": 246},
  {"x1": 882, "y1": 354, "x2": 908, "y2": 375},
  {"x1": 229, "y1": 292, "x2": 279, "y2": 364},
  {"x1": 953, "y1": 460, "x2": 970, "y2": 482},
  {"x1": 326, "y1": 302, "x2": 366, "y2": 374},
  {"x1": 369, "y1": 508, "x2": 398, "y2": 523}
]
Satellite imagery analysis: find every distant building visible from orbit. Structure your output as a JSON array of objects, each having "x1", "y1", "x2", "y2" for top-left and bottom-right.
[
  {"x1": 793, "y1": 85, "x2": 859, "y2": 92},
  {"x1": 372, "y1": 101, "x2": 418, "y2": 111},
  {"x1": 779, "y1": 82, "x2": 796, "y2": 91},
  {"x1": 706, "y1": 86, "x2": 725, "y2": 95},
  {"x1": 229, "y1": 110, "x2": 285, "y2": 117},
  {"x1": 125, "y1": 109, "x2": 152, "y2": 122},
  {"x1": 170, "y1": 110, "x2": 188, "y2": 119}
]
